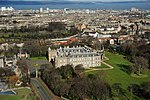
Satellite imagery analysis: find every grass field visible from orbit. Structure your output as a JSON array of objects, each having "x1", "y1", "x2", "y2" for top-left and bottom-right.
[
  {"x1": 29, "y1": 56, "x2": 50, "y2": 68},
  {"x1": 0, "y1": 88, "x2": 36, "y2": 100},
  {"x1": 85, "y1": 52, "x2": 150, "y2": 99},
  {"x1": 105, "y1": 52, "x2": 150, "y2": 88},
  {"x1": 30, "y1": 56, "x2": 47, "y2": 60},
  {"x1": 88, "y1": 52, "x2": 150, "y2": 89}
]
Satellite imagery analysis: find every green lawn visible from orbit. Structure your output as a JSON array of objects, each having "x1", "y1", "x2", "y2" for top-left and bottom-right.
[
  {"x1": 87, "y1": 52, "x2": 150, "y2": 89},
  {"x1": 0, "y1": 88, "x2": 37, "y2": 100},
  {"x1": 85, "y1": 52, "x2": 150, "y2": 100},
  {"x1": 30, "y1": 56, "x2": 47, "y2": 60},
  {"x1": 30, "y1": 56, "x2": 49, "y2": 68},
  {"x1": 0, "y1": 95, "x2": 19, "y2": 100},
  {"x1": 104, "y1": 52, "x2": 150, "y2": 89}
]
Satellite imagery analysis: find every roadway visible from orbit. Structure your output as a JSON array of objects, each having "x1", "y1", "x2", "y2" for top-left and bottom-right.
[
  {"x1": 31, "y1": 78, "x2": 52, "y2": 100},
  {"x1": 46, "y1": 34, "x2": 78, "y2": 41}
]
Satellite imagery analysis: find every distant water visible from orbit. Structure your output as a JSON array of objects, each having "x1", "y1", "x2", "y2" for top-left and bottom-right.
[{"x1": 0, "y1": 2, "x2": 150, "y2": 10}]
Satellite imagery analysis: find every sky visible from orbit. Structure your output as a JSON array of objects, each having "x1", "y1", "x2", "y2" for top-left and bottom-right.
[
  {"x1": 6, "y1": 0, "x2": 146, "y2": 1},
  {"x1": 66, "y1": 0, "x2": 143, "y2": 1}
]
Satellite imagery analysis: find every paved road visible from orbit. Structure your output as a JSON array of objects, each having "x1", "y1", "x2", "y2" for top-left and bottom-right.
[
  {"x1": 46, "y1": 34, "x2": 78, "y2": 41},
  {"x1": 102, "y1": 61, "x2": 114, "y2": 69},
  {"x1": 31, "y1": 78, "x2": 52, "y2": 100},
  {"x1": 83, "y1": 61, "x2": 114, "y2": 74}
]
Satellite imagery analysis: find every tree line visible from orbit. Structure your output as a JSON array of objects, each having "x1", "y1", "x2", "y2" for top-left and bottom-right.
[
  {"x1": 128, "y1": 81, "x2": 150, "y2": 100},
  {"x1": 40, "y1": 63, "x2": 150, "y2": 100},
  {"x1": 105, "y1": 40, "x2": 150, "y2": 76},
  {"x1": 0, "y1": 22, "x2": 66, "y2": 33},
  {"x1": 0, "y1": 22, "x2": 79, "y2": 40},
  {"x1": 40, "y1": 64, "x2": 111, "y2": 100},
  {"x1": 120, "y1": 40, "x2": 150, "y2": 76}
]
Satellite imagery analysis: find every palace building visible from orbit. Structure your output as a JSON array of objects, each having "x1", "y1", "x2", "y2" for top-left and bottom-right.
[{"x1": 48, "y1": 45, "x2": 104, "y2": 68}]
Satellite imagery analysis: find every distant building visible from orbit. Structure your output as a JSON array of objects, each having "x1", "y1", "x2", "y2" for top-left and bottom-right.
[
  {"x1": 17, "y1": 50, "x2": 30, "y2": 59},
  {"x1": 0, "y1": 56, "x2": 17, "y2": 67},
  {"x1": 64, "y1": 8, "x2": 70, "y2": 12},
  {"x1": 76, "y1": 23, "x2": 87, "y2": 31},
  {"x1": 88, "y1": 32, "x2": 112, "y2": 38},
  {"x1": 46, "y1": 8, "x2": 49, "y2": 11},
  {"x1": 0, "y1": 82, "x2": 8, "y2": 91},
  {"x1": 131, "y1": 7, "x2": 139, "y2": 12},
  {"x1": 0, "y1": 43, "x2": 9, "y2": 51},
  {"x1": 110, "y1": 39, "x2": 115, "y2": 45},
  {"x1": 0, "y1": 57, "x2": 4, "y2": 68},
  {"x1": 14, "y1": 66, "x2": 22, "y2": 78},
  {"x1": 4, "y1": 56, "x2": 17, "y2": 67},
  {"x1": 0, "y1": 6, "x2": 14, "y2": 11},
  {"x1": 48, "y1": 45, "x2": 104, "y2": 68},
  {"x1": 40, "y1": 8, "x2": 43, "y2": 12}
]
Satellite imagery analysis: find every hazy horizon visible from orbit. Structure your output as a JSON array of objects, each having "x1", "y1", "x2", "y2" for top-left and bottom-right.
[{"x1": 2, "y1": 0, "x2": 147, "y2": 2}]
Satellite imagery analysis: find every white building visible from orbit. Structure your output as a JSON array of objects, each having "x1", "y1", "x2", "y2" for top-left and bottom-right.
[
  {"x1": 0, "y1": 57, "x2": 4, "y2": 68},
  {"x1": 131, "y1": 8, "x2": 139, "y2": 12},
  {"x1": 48, "y1": 46, "x2": 104, "y2": 68},
  {"x1": 40, "y1": 8, "x2": 43, "y2": 12},
  {"x1": 0, "y1": 6, "x2": 14, "y2": 11}
]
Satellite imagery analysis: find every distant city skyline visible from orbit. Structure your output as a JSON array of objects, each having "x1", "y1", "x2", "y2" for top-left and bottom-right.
[{"x1": 1, "y1": 0, "x2": 149, "y2": 10}]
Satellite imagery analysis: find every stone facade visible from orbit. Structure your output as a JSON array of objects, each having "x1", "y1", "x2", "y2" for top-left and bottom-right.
[{"x1": 48, "y1": 45, "x2": 103, "y2": 68}]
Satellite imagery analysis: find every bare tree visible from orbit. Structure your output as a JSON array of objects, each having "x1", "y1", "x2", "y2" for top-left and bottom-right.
[{"x1": 133, "y1": 56, "x2": 149, "y2": 75}]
